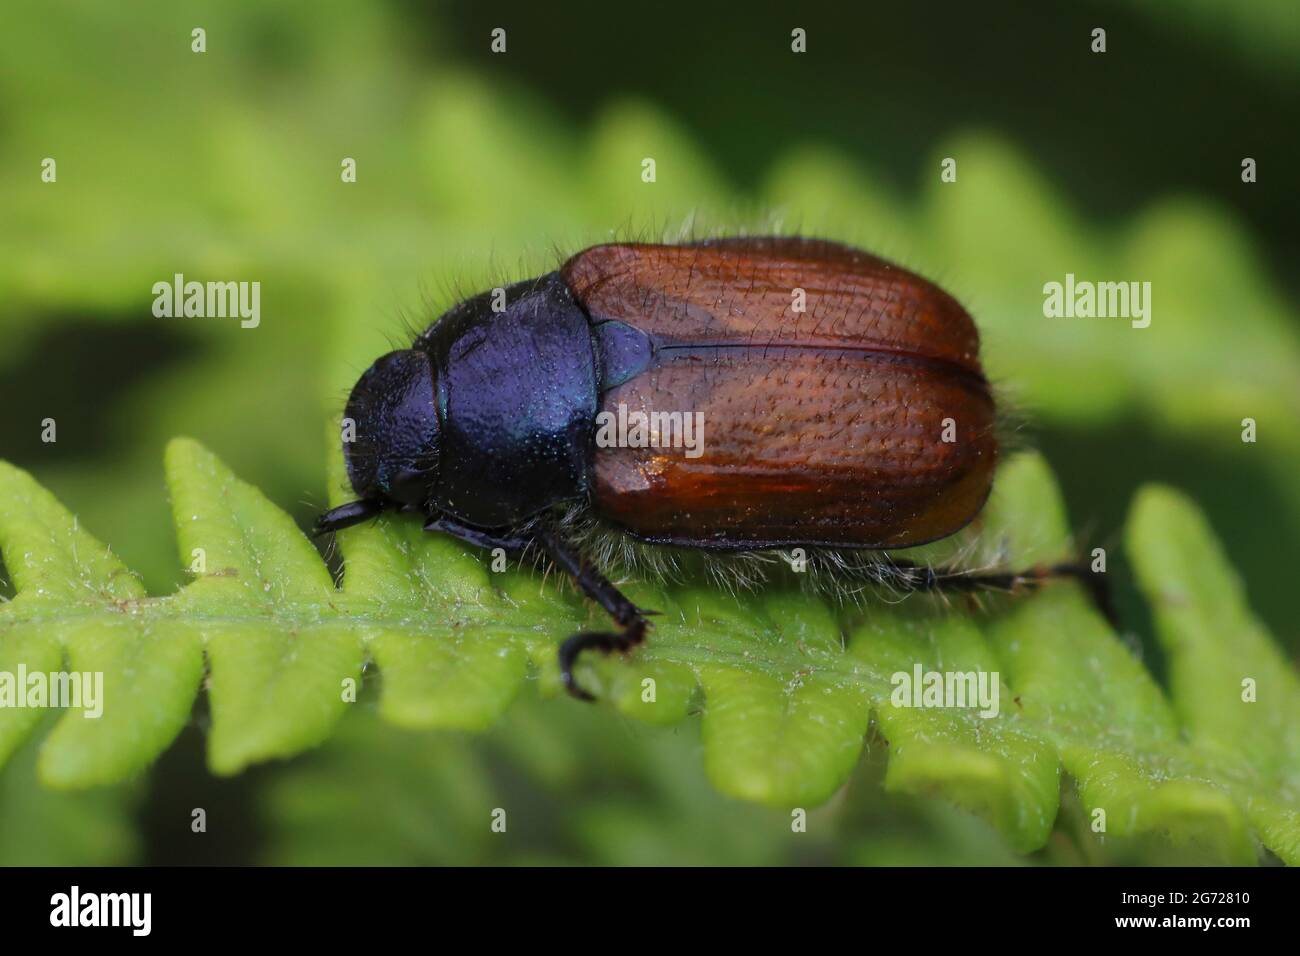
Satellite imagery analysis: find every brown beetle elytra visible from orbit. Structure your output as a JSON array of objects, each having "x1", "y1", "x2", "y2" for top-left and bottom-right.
[{"x1": 564, "y1": 238, "x2": 998, "y2": 549}]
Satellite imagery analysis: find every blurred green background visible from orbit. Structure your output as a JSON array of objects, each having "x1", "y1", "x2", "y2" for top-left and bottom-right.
[{"x1": 0, "y1": 0, "x2": 1297, "y2": 864}]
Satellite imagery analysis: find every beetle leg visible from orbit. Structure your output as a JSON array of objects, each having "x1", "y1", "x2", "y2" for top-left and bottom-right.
[
  {"x1": 534, "y1": 526, "x2": 653, "y2": 702},
  {"x1": 879, "y1": 557, "x2": 1119, "y2": 629},
  {"x1": 1042, "y1": 561, "x2": 1120, "y2": 629},
  {"x1": 423, "y1": 515, "x2": 532, "y2": 553}
]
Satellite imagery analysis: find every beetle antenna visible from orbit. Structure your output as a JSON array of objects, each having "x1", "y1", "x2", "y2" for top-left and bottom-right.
[{"x1": 312, "y1": 499, "x2": 386, "y2": 537}]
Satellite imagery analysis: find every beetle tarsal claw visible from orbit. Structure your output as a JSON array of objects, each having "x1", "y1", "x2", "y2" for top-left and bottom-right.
[{"x1": 558, "y1": 619, "x2": 649, "y2": 702}]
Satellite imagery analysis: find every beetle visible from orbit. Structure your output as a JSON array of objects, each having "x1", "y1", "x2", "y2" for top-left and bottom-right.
[{"x1": 315, "y1": 237, "x2": 1106, "y2": 699}]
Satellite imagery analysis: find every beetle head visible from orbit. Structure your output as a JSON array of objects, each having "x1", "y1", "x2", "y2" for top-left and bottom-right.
[{"x1": 342, "y1": 349, "x2": 441, "y2": 508}]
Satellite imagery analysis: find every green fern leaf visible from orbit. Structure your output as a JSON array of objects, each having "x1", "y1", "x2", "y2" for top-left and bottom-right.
[{"x1": 0, "y1": 438, "x2": 1296, "y2": 863}]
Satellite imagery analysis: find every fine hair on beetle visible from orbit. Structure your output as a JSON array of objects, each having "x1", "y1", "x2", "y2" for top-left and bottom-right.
[{"x1": 316, "y1": 221, "x2": 1110, "y2": 698}]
